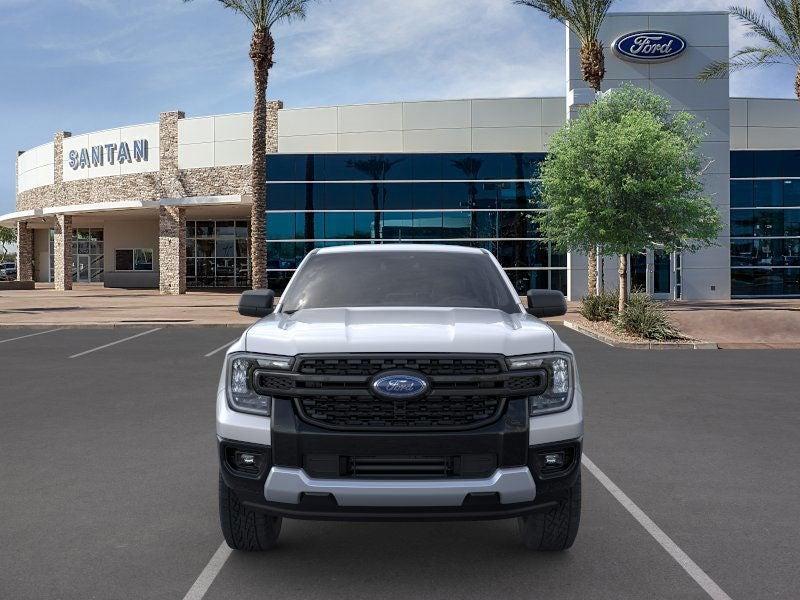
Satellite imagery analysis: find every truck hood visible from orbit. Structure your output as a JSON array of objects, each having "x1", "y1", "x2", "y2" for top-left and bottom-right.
[{"x1": 244, "y1": 307, "x2": 555, "y2": 356}]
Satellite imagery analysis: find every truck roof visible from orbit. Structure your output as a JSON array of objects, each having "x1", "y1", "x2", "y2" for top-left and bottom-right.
[{"x1": 315, "y1": 244, "x2": 485, "y2": 255}]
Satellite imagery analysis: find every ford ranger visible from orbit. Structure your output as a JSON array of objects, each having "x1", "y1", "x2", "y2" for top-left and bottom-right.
[{"x1": 216, "y1": 244, "x2": 582, "y2": 551}]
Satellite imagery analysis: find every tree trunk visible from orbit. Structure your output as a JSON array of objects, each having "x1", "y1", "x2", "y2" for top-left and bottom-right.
[
  {"x1": 580, "y1": 40, "x2": 605, "y2": 92},
  {"x1": 587, "y1": 247, "x2": 597, "y2": 296},
  {"x1": 249, "y1": 29, "x2": 274, "y2": 290},
  {"x1": 598, "y1": 247, "x2": 605, "y2": 293},
  {"x1": 796, "y1": 67, "x2": 800, "y2": 102},
  {"x1": 618, "y1": 254, "x2": 628, "y2": 314}
]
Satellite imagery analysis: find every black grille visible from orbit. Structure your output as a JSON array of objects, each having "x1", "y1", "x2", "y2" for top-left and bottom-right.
[
  {"x1": 296, "y1": 356, "x2": 503, "y2": 377},
  {"x1": 298, "y1": 395, "x2": 502, "y2": 430},
  {"x1": 252, "y1": 354, "x2": 547, "y2": 432}
]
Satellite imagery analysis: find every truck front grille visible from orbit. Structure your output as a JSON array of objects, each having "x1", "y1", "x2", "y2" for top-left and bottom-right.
[
  {"x1": 253, "y1": 354, "x2": 547, "y2": 432},
  {"x1": 297, "y1": 395, "x2": 502, "y2": 431}
]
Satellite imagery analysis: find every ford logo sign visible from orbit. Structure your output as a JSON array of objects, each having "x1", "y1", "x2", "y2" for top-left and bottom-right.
[
  {"x1": 371, "y1": 372, "x2": 429, "y2": 400},
  {"x1": 613, "y1": 31, "x2": 686, "y2": 63}
]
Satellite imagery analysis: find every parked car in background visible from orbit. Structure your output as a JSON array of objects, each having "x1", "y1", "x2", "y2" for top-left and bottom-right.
[{"x1": 0, "y1": 262, "x2": 16, "y2": 281}]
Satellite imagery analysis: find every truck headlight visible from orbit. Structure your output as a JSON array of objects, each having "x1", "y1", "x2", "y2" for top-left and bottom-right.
[
  {"x1": 507, "y1": 353, "x2": 574, "y2": 416},
  {"x1": 225, "y1": 353, "x2": 292, "y2": 416}
]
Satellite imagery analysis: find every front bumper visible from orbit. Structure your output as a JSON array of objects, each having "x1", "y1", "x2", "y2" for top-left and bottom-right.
[{"x1": 217, "y1": 382, "x2": 583, "y2": 522}]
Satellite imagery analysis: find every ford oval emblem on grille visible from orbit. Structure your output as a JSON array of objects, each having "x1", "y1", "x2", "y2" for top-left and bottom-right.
[{"x1": 370, "y1": 372, "x2": 429, "y2": 400}]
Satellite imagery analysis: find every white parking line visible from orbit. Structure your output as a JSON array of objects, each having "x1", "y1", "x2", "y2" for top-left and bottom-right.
[
  {"x1": 204, "y1": 338, "x2": 240, "y2": 358},
  {"x1": 0, "y1": 328, "x2": 63, "y2": 345},
  {"x1": 183, "y1": 542, "x2": 232, "y2": 600},
  {"x1": 583, "y1": 454, "x2": 733, "y2": 600},
  {"x1": 68, "y1": 328, "x2": 162, "y2": 359}
]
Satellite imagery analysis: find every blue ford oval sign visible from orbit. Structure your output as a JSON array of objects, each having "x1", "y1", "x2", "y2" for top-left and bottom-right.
[
  {"x1": 371, "y1": 373, "x2": 429, "y2": 399},
  {"x1": 613, "y1": 31, "x2": 686, "y2": 62}
]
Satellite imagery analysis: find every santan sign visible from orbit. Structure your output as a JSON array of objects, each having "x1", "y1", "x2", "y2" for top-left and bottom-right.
[
  {"x1": 613, "y1": 31, "x2": 687, "y2": 62},
  {"x1": 68, "y1": 139, "x2": 149, "y2": 170}
]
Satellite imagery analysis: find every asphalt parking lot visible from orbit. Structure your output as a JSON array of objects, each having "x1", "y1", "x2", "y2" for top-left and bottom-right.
[{"x1": 1, "y1": 325, "x2": 798, "y2": 599}]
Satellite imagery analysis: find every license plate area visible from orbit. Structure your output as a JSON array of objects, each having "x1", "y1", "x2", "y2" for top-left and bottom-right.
[{"x1": 303, "y1": 454, "x2": 498, "y2": 479}]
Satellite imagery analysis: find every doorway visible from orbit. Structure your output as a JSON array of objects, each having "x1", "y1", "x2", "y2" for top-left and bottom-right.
[{"x1": 624, "y1": 248, "x2": 675, "y2": 299}]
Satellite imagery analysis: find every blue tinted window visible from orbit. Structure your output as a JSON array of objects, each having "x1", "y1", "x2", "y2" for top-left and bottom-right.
[
  {"x1": 473, "y1": 212, "x2": 498, "y2": 238},
  {"x1": 783, "y1": 180, "x2": 800, "y2": 207},
  {"x1": 732, "y1": 268, "x2": 800, "y2": 296},
  {"x1": 412, "y1": 183, "x2": 442, "y2": 209},
  {"x1": 354, "y1": 213, "x2": 377, "y2": 239},
  {"x1": 382, "y1": 183, "x2": 413, "y2": 210},
  {"x1": 266, "y1": 155, "x2": 296, "y2": 181},
  {"x1": 442, "y1": 211, "x2": 472, "y2": 237},
  {"x1": 754, "y1": 151, "x2": 783, "y2": 177},
  {"x1": 412, "y1": 155, "x2": 442, "y2": 179},
  {"x1": 266, "y1": 213, "x2": 295, "y2": 240},
  {"x1": 267, "y1": 184, "x2": 299, "y2": 210},
  {"x1": 325, "y1": 213, "x2": 354, "y2": 238},
  {"x1": 730, "y1": 151, "x2": 754, "y2": 178},
  {"x1": 353, "y1": 183, "x2": 379, "y2": 210},
  {"x1": 324, "y1": 183, "x2": 354, "y2": 210},
  {"x1": 411, "y1": 212, "x2": 443, "y2": 238},
  {"x1": 441, "y1": 183, "x2": 471, "y2": 209},
  {"x1": 730, "y1": 210, "x2": 753, "y2": 237},
  {"x1": 730, "y1": 181, "x2": 753, "y2": 208},
  {"x1": 754, "y1": 180, "x2": 783, "y2": 207},
  {"x1": 382, "y1": 212, "x2": 413, "y2": 239}
]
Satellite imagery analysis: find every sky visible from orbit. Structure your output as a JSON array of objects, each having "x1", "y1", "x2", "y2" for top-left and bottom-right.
[{"x1": 0, "y1": 0, "x2": 797, "y2": 215}]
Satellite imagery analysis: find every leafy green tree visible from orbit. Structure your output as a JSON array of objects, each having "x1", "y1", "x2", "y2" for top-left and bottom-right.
[
  {"x1": 515, "y1": 0, "x2": 616, "y2": 294},
  {"x1": 0, "y1": 226, "x2": 15, "y2": 263},
  {"x1": 535, "y1": 85, "x2": 722, "y2": 312},
  {"x1": 184, "y1": 0, "x2": 315, "y2": 289},
  {"x1": 699, "y1": 2, "x2": 800, "y2": 100}
]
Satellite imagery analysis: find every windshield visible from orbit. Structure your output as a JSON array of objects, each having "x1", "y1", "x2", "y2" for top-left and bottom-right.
[{"x1": 280, "y1": 250, "x2": 520, "y2": 313}]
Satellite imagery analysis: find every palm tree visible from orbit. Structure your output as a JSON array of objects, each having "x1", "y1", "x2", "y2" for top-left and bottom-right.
[
  {"x1": 185, "y1": 0, "x2": 313, "y2": 289},
  {"x1": 515, "y1": 0, "x2": 615, "y2": 295},
  {"x1": 699, "y1": 3, "x2": 800, "y2": 101}
]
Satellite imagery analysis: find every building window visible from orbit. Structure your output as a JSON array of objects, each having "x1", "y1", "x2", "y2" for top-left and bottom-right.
[
  {"x1": 115, "y1": 248, "x2": 153, "y2": 271},
  {"x1": 263, "y1": 153, "x2": 565, "y2": 296},
  {"x1": 186, "y1": 220, "x2": 251, "y2": 288},
  {"x1": 731, "y1": 150, "x2": 800, "y2": 297}
]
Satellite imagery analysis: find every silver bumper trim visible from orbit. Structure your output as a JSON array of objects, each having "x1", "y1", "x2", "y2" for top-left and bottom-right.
[{"x1": 263, "y1": 466, "x2": 536, "y2": 507}]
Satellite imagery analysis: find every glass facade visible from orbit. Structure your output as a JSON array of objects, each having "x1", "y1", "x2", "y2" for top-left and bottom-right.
[
  {"x1": 47, "y1": 228, "x2": 105, "y2": 283},
  {"x1": 731, "y1": 151, "x2": 800, "y2": 297},
  {"x1": 186, "y1": 220, "x2": 251, "y2": 288},
  {"x1": 264, "y1": 153, "x2": 567, "y2": 294}
]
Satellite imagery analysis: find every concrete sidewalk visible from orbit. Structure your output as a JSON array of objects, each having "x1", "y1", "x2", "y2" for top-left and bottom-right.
[{"x1": 0, "y1": 284, "x2": 255, "y2": 327}]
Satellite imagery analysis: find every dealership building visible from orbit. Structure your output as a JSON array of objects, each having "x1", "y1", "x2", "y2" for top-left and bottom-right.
[{"x1": 3, "y1": 10, "x2": 800, "y2": 299}]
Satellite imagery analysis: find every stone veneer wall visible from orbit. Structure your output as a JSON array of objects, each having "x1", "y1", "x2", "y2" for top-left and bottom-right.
[
  {"x1": 158, "y1": 206, "x2": 186, "y2": 295},
  {"x1": 53, "y1": 214, "x2": 73, "y2": 291},
  {"x1": 16, "y1": 222, "x2": 33, "y2": 281}
]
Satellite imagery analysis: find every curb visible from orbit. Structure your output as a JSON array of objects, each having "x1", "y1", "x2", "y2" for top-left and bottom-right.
[{"x1": 562, "y1": 320, "x2": 718, "y2": 350}]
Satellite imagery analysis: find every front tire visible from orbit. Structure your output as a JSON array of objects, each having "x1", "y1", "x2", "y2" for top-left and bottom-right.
[
  {"x1": 219, "y1": 474, "x2": 282, "y2": 551},
  {"x1": 517, "y1": 471, "x2": 581, "y2": 551}
]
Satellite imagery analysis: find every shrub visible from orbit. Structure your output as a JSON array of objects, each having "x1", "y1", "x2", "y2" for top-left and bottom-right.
[
  {"x1": 580, "y1": 290, "x2": 619, "y2": 322},
  {"x1": 614, "y1": 293, "x2": 684, "y2": 340}
]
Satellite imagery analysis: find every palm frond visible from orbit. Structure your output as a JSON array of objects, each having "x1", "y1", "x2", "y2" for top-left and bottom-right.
[
  {"x1": 515, "y1": 0, "x2": 616, "y2": 43},
  {"x1": 699, "y1": 46, "x2": 789, "y2": 80},
  {"x1": 730, "y1": 5, "x2": 800, "y2": 64},
  {"x1": 764, "y1": 0, "x2": 800, "y2": 46}
]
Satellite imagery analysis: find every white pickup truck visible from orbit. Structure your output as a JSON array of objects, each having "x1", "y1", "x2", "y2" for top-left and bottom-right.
[{"x1": 216, "y1": 244, "x2": 583, "y2": 551}]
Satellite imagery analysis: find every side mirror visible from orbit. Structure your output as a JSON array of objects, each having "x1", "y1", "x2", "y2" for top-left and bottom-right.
[
  {"x1": 526, "y1": 289, "x2": 567, "y2": 318},
  {"x1": 238, "y1": 289, "x2": 276, "y2": 317}
]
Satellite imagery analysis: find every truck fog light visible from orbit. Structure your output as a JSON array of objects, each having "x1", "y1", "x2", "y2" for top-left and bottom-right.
[
  {"x1": 234, "y1": 451, "x2": 262, "y2": 474},
  {"x1": 543, "y1": 452, "x2": 565, "y2": 468}
]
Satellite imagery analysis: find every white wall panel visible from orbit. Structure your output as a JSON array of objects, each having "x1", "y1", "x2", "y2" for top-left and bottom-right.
[
  {"x1": 471, "y1": 98, "x2": 542, "y2": 128},
  {"x1": 746, "y1": 127, "x2": 800, "y2": 149},
  {"x1": 338, "y1": 131, "x2": 403, "y2": 152},
  {"x1": 747, "y1": 98, "x2": 800, "y2": 128},
  {"x1": 178, "y1": 142, "x2": 214, "y2": 169},
  {"x1": 278, "y1": 107, "x2": 338, "y2": 137},
  {"x1": 691, "y1": 110, "x2": 729, "y2": 142},
  {"x1": 338, "y1": 103, "x2": 403, "y2": 133},
  {"x1": 179, "y1": 117, "x2": 214, "y2": 144},
  {"x1": 214, "y1": 139, "x2": 250, "y2": 166},
  {"x1": 278, "y1": 134, "x2": 338, "y2": 153},
  {"x1": 648, "y1": 13, "x2": 729, "y2": 47},
  {"x1": 541, "y1": 98, "x2": 566, "y2": 126},
  {"x1": 403, "y1": 100, "x2": 471, "y2": 130},
  {"x1": 650, "y1": 78, "x2": 729, "y2": 111},
  {"x1": 402, "y1": 128, "x2": 471, "y2": 152},
  {"x1": 472, "y1": 127, "x2": 543, "y2": 152},
  {"x1": 214, "y1": 113, "x2": 251, "y2": 142},
  {"x1": 730, "y1": 126, "x2": 748, "y2": 149},
  {"x1": 729, "y1": 99, "x2": 748, "y2": 127}
]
